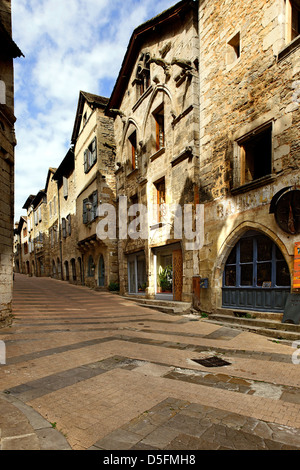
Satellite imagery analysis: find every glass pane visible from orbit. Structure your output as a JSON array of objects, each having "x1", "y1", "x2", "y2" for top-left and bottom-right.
[
  {"x1": 257, "y1": 235, "x2": 272, "y2": 261},
  {"x1": 226, "y1": 246, "x2": 236, "y2": 265},
  {"x1": 257, "y1": 262, "x2": 272, "y2": 287},
  {"x1": 240, "y1": 238, "x2": 253, "y2": 263},
  {"x1": 241, "y1": 264, "x2": 253, "y2": 286},
  {"x1": 137, "y1": 255, "x2": 147, "y2": 292},
  {"x1": 224, "y1": 265, "x2": 236, "y2": 286},
  {"x1": 129, "y1": 261, "x2": 136, "y2": 293},
  {"x1": 276, "y1": 261, "x2": 290, "y2": 287},
  {"x1": 275, "y1": 246, "x2": 284, "y2": 260}
]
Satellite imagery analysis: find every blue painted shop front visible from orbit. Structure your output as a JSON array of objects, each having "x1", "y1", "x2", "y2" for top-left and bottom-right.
[{"x1": 222, "y1": 231, "x2": 290, "y2": 312}]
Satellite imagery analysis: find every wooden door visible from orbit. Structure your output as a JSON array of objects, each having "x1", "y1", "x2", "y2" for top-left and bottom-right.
[{"x1": 173, "y1": 249, "x2": 183, "y2": 301}]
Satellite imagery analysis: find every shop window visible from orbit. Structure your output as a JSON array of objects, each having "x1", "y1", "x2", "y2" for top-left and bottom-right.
[
  {"x1": 84, "y1": 137, "x2": 97, "y2": 173},
  {"x1": 237, "y1": 124, "x2": 272, "y2": 186},
  {"x1": 223, "y1": 232, "x2": 290, "y2": 289},
  {"x1": 88, "y1": 255, "x2": 95, "y2": 278},
  {"x1": 128, "y1": 252, "x2": 147, "y2": 294}
]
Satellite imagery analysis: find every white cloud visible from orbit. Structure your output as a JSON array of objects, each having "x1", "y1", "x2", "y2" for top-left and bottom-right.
[{"x1": 12, "y1": 0, "x2": 175, "y2": 221}]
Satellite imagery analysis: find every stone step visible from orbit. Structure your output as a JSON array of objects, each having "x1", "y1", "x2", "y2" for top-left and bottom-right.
[
  {"x1": 133, "y1": 303, "x2": 184, "y2": 315},
  {"x1": 121, "y1": 296, "x2": 191, "y2": 315},
  {"x1": 210, "y1": 313, "x2": 300, "y2": 332},
  {"x1": 216, "y1": 308, "x2": 283, "y2": 322},
  {"x1": 204, "y1": 314, "x2": 300, "y2": 341}
]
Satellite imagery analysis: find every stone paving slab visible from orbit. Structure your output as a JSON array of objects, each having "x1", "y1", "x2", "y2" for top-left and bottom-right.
[
  {"x1": 1, "y1": 274, "x2": 300, "y2": 451},
  {"x1": 91, "y1": 397, "x2": 300, "y2": 450}
]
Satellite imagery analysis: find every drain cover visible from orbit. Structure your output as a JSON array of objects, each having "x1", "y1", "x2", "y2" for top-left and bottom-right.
[{"x1": 192, "y1": 356, "x2": 231, "y2": 367}]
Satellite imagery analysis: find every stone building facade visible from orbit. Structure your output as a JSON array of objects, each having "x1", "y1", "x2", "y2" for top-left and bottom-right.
[
  {"x1": 106, "y1": 0, "x2": 200, "y2": 302},
  {"x1": 13, "y1": 215, "x2": 28, "y2": 274},
  {"x1": 197, "y1": 0, "x2": 300, "y2": 315},
  {"x1": 18, "y1": 91, "x2": 118, "y2": 291},
  {"x1": 71, "y1": 91, "x2": 118, "y2": 289},
  {"x1": 0, "y1": 0, "x2": 23, "y2": 326}
]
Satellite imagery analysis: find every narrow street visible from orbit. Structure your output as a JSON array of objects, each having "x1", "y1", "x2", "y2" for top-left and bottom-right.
[{"x1": 1, "y1": 273, "x2": 300, "y2": 451}]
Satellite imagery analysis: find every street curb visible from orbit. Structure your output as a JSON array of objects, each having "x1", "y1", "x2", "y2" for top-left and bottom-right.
[{"x1": 0, "y1": 392, "x2": 71, "y2": 450}]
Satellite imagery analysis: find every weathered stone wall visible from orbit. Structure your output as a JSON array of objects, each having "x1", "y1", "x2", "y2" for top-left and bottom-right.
[
  {"x1": 198, "y1": 0, "x2": 300, "y2": 312},
  {"x1": 75, "y1": 103, "x2": 118, "y2": 289},
  {"x1": 113, "y1": 2, "x2": 199, "y2": 300},
  {"x1": 0, "y1": 0, "x2": 15, "y2": 326}
]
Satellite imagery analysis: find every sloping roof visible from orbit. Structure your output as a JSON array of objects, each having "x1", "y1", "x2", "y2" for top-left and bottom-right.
[
  {"x1": 22, "y1": 194, "x2": 35, "y2": 210},
  {"x1": 71, "y1": 91, "x2": 109, "y2": 145},
  {"x1": 45, "y1": 167, "x2": 57, "y2": 193},
  {"x1": 31, "y1": 190, "x2": 46, "y2": 208},
  {"x1": 52, "y1": 148, "x2": 74, "y2": 183},
  {"x1": 15, "y1": 216, "x2": 27, "y2": 234},
  {"x1": 0, "y1": 19, "x2": 24, "y2": 58},
  {"x1": 106, "y1": 0, "x2": 196, "y2": 114}
]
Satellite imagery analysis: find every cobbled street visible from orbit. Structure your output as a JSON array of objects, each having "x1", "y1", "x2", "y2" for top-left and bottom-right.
[{"x1": 1, "y1": 274, "x2": 300, "y2": 451}]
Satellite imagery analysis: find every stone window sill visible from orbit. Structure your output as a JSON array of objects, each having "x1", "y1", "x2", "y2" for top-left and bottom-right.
[
  {"x1": 278, "y1": 35, "x2": 300, "y2": 62},
  {"x1": 231, "y1": 174, "x2": 275, "y2": 195},
  {"x1": 150, "y1": 147, "x2": 165, "y2": 162}
]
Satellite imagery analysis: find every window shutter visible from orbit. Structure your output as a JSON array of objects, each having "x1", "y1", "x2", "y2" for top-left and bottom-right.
[
  {"x1": 67, "y1": 214, "x2": 71, "y2": 235},
  {"x1": 84, "y1": 150, "x2": 88, "y2": 173},
  {"x1": 63, "y1": 176, "x2": 68, "y2": 198},
  {"x1": 92, "y1": 137, "x2": 97, "y2": 164},
  {"x1": 92, "y1": 191, "x2": 98, "y2": 220},
  {"x1": 83, "y1": 199, "x2": 88, "y2": 224},
  {"x1": 62, "y1": 218, "x2": 66, "y2": 238}
]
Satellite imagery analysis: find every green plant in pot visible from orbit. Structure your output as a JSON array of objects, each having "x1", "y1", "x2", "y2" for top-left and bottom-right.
[{"x1": 158, "y1": 265, "x2": 172, "y2": 292}]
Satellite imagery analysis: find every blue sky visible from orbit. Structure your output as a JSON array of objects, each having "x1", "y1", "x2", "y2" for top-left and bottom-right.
[{"x1": 12, "y1": 0, "x2": 176, "y2": 221}]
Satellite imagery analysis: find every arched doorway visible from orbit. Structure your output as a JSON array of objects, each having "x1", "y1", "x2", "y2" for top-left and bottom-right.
[
  {"x1": 78, "y1": 257, "x2": 83, "y2": 284},
  {"x1": 71, "y1": 258, "x2": 76, "y2": 282},
  {"x1": 57, "y1": 257, "x2": 61, "y2": 279},
  {"x1": 64, "y1": 261, "x2": 69, "y2": 281},
  {"x1": 52, "y1": 260, "x2": 56, "y2": 278},
  {"x1": 222, "y1": 231, "x2": 290, "y2": 312},
  {"x1": 98, "y1": 255, "x2": 105, "y2": 287}
]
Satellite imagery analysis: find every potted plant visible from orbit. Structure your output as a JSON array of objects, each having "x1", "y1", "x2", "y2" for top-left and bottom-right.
[{"x1": 158, "y1": 265, "x2": 172, "y2": 292}]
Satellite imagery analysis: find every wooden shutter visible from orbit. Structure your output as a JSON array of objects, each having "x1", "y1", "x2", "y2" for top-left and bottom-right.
[
  {"x1": 62, "y1": 218, "x2": 66, "y2": 238},
  {"x1": 83, "y1": 199, "x2": 88, "y2": 224},
  {"x1": 67, "y1": 214, "x2": 71, "y2": 235},
  {"x1": 63, "y1": 176, "x2": 68, "y2": 198},
  {"x1": 84, "y1": 150, "x2": 88, "y2": 173},
  {"x1": 92, "y1": 191, "x2": 98, "y2": 220},
  {"x1": 92, "y1": 137, "x2": 97, "y2": 164}
]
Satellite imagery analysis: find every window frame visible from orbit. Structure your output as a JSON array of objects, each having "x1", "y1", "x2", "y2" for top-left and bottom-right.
[
  {"x1": 83, "y1": 190, "x2": 98, "y2": 224},
  {"x1": 153, "y1": 105, "x2": 165, "y2": 152},
  {"x1": 286, "y1": 0, "x2": 300, "y2": 43},
  {"x1": 234, "y1": 123, "x2": 273, "y2": 189},
  {"x1": 84, "y1": 137, "x2": 97, "y2": 173},
  {"x1": 129, "y1": 130, "x2": 138, "y2": 170},
  {"x1": 223, "y1": 233, "x2": 291, "y2": 289},
  {"x1": 154, "y1": 177, "x2": 166, "y2": 223}
]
